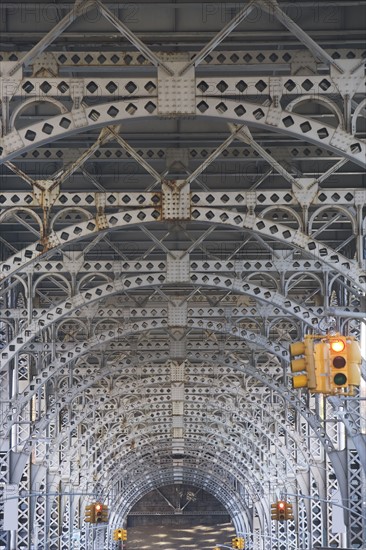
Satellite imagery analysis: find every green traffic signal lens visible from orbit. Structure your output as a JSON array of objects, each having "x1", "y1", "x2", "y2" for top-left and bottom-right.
[
  {"x1": 334, "y1": 373, "x2": 347, "y2": 385},
  {"x1": 333, "y1": 356, "x2": 346, "y2": 368}
]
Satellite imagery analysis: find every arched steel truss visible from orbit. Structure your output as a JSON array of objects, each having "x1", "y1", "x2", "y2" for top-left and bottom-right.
[{"x1": 0, "y1": 1, "x2": 365, "y2": 549}]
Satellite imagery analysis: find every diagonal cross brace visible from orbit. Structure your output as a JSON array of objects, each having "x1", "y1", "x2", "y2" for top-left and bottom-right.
[
  {"x1": 258, "y1": 0, "x2": 345, "y2": 74},
  {"x1": 179, "y1": 0, "x2": 256, "y2": 76}
]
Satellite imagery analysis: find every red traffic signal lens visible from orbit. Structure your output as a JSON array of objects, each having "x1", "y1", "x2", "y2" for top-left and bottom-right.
[
  {"x1": 95, "y1": 504, "x2": 102, "y2": 511},
  {"x1": 278, "y1": 502, "x2": 285, "y2": 509},
  {"x1": 333, "y1": 356, "x2": 346, "y2": 369},
  {"x1": 330, "y1": 340, "x2": 345, "y2": 353}
]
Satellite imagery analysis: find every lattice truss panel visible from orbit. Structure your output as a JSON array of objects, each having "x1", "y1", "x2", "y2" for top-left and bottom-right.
[{"x1": 0, "y1": 0, "x2": 365, "y2": 548}]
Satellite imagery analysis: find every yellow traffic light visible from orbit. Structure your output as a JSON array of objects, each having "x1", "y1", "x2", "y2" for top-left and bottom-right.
[
  {"x1": 329, "y1": 335, "x2": 348, "y2": 392},
  {"x1": 272, "y1": 500, "x2": 292, "y2": 521},
  {"x1": 101, "y1": 504, "x2": 108, "y2": 523},
  {"x1": 313, "y1": 340, "x2": 330, "y2": 393},
  {"x1": 285, "y1": 502, "x2": 294, "y2": 520},
  {"x1": 94, "y1": 502, "x2": 108, "y2": 523},
  {"x1": 113, "y1": 528, "x2": 126, "y2": 541},
  {"x1": 85, "y1": 502, "x2": 109, "y2": 524},
  {"x1": 271, "y1": 502, "x2": 278, "y2": 520},
  {"x1": 289, "y1": 336, "x2": 316, "y2": 389},
  {"x1": 84, "y1": 504, "x2": 95, "y2": 523},
  {"x1": 231, "y1": 537, "x2": 244, "y2": 549},
  {"x1": 347, "y1": 339, "x2": 361, "y2": 389},
  {"x1": 95, "y1": 502, "x2": 103, "y2": 523},
  {"x1": 277, "y1": 500, "x2": 286, "y2": 521}
]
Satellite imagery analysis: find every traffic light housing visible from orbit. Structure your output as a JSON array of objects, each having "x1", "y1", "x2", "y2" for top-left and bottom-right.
[
  {"x1": 290, "y1": 333, "x2": 362, "y2": 396},
  {"x1": 277, "y1": 500, "x2": 286, "y2": 521},
  {"x1": 326, "y1": 334, "x2": 361, "y2": 395},
  {"x1": 101, "y1": 504, "x2": 108, "y2": 523},
  {"x1": 285, "y1": 502, "x2": 294, "y2": 520},
  {"x1": 289, "y1": 336, "x2": 316, "y2": 390},
  {"x1": 271, "y1": 500, "x2": 292, "y2": 521},
  {"x1": 347, "y1": 339, "x2": 362, "y2": 390},
  {"x1": 94, "y1": 502, "x2": 108, "y2": 523},
  {"x1": 84, "y1": 503, "x2": 95, "y2": 523},
  {"x1": 113, "y1": 528, "x2": 127, "y2": 541},
  {"x1": 84, "y1": 502, "x2": 108, "y2": 524},
  {"x1": 313, "y1": 340, "x2": 330, "y2": 393},
  {"x1": 271, "y1": 502, "x2": 278, "y2": 520},
  {"x1": 329, "y1": 335, "x2": 348, "y2": 391},
  {"x1": 231, "y1": 537, "x2": 244, "y2": 549},
  {"x1": 95, "y1": 502, "x2": 103, "y2": 522}
]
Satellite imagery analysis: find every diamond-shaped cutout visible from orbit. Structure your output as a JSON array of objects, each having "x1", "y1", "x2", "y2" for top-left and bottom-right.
[
  {"x1": 197, "y1": 101, "x2": 209, "y2": 113},
  {"x1": 40, "y1": 81, "x2": 52, "y2": 93},
  {"x1": 317, "y1": 128, "x2": 329, "y2": 139},
  {"x1": 25, "y1": 130, "x2": 36, "y2": 141},
  {"x1": 282, "y1": 116, "x2": 294, "y2": 128},
  {"x1": 106, "y1": 81, "x2": 118, "y2": 93},
  {"x1": 125, "y1": 81, "x2": 137, "y2": 93},
  {"x1": 88, "y1": 109, "x2": 100, "y2": 121},
  {"x1": 234, "y1": 105, "x2": 246, "y2": 117},
  {"x1": 22, "y1": 81, "x2": 34, "y2": 93},
  {"x1": 216, "y1": 102, "x2": 227, "y2": 113},
  {"x1": 126, "y1": 103, "x2": 137, "y2": 115},
  {"x1": 236, "y1": 80, "x2": 247, "y2": 93},
  {"x1": 145, "y1": 81, "x2": 156, "y2": 92},
  {"x1": 302, "y1": 79, "x2": 313, "y2": 91},
  {"x1": 57, "y1": 81, "x2": 69, "y2": 93},
  {"x1": 253, "y1": 108, "x2": 264, "y2": 120},
  {"x1": 144, "y1": 101, "x2": 156, "y2": 113},
  {"x1": 198, "y1": 81, "x2": 209, "y2": 93},
  {"x1": 86, "y1": 81, "x2": 98, "y2": 93},
  {"x1": 107, "y1": 106, "x2": 119, "y2": 118},
  {"x1": 59, "y1": 117, "x2": 71, "y2": 129},
  {"x1": 300, "y1": 122, "x2": 312, "y2": 133},
  {"x1": 217, "y1": 80, "x2": 228, "y2": 92},
  {"x1": 319, "y1": 79, "x2": 331, "y2": 91},
  {"x1": 255, "y1": 80, "x2": 267, "y2": 92},
  {"x1": 42, "y1": 123, "x2": 53, "y2": 135},
  {"x1": 351, "y1": 143, "x2": 361, "y2": 153},
  {"x1": 284, "y1": 79, "x2": 296, "y2": 92}
]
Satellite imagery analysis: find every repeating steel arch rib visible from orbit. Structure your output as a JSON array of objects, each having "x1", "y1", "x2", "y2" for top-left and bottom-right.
[{"x1": 0, "y1": 1, "x2": 365, "y2": 548}]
